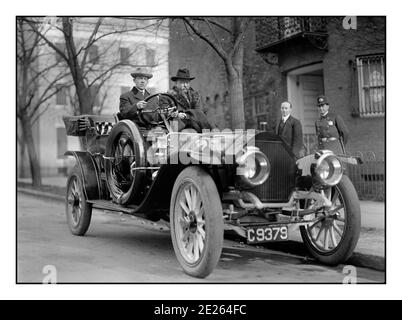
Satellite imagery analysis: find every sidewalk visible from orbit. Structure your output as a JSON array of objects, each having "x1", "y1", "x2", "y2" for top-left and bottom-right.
[
  {"x1": 17, "y1": 175, "x2": 385, "y2": 271},
  {"x1": 18, "y1": 176, "x2": 68, "y2": 188}
]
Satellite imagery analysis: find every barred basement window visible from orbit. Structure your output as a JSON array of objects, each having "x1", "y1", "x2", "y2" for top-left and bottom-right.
[{"x1": 356, "y1": 54, "x2": 385, "y2": 117}]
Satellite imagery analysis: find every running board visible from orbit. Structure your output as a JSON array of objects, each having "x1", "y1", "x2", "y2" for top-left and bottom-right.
[{"x1": 87, "y1": 200, "x2": 138, "y2": 214}]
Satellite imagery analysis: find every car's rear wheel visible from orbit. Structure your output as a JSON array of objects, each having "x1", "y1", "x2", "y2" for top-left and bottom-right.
[
  {"x1": 66, "y1": 165, "x2": 92, "y2": 236},
  {"x1": 300, "y1": 176, "x2": 361, "y2": 265},
  {"x1": 170, "y1": 167, "x2": 223, "y2": 278}
]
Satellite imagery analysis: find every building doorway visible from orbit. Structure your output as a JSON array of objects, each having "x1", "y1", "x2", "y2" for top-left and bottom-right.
[{"x1": 287, "y1": 63, "x2": 324, "y2": 153}]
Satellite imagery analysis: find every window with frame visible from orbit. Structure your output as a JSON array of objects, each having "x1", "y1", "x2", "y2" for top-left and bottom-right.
[
  {"x1": 90, "y1": 85, "x2": 100, "y2": 107},
  {"x1": 120, "y1": 47, "x2": 130, "y2": 64},
  {"x1": 55, "y1": 42, "x2": 65, "y2": 63},
  {"x1": 88, "y1": 45, "x2": 99, "y2": 64},
  {"x1": 145, "y1": 48, "x2": 155, "y2": 66},
  {"x1": 56, "y1": 86, "x2": 67, "y2": 105},
  {"x1": 356, "y1": 54, "x2": 385, "y2": 117},
  {"x1": 254, "y1": 94, "x2": 269, "y2": 124}
]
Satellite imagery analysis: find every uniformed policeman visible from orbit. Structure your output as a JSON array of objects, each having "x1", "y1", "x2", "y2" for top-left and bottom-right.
[{"x1": 315, "y1": 95, "x2": 349, "y2": 154}]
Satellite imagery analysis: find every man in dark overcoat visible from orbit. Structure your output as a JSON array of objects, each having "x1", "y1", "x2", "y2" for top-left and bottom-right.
[
  {"x1": 276, "y1": 101, "x2": 304, "y2": 158},
  {"x1": 168, "y1": 68, "x2": 214, "y2": 132},
  {"x1": 119, "y1": 67, "x2": 153, "y2": 122}
]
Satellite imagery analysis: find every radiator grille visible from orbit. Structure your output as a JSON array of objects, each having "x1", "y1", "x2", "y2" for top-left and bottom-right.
[{"x1": 252, "y1": 137, "x2": 296, "y2": 202}]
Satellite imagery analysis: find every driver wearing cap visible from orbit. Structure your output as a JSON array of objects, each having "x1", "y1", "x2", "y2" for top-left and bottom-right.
[{"x1": 119, "y1": 67, "x2": 153, "y2": 121}]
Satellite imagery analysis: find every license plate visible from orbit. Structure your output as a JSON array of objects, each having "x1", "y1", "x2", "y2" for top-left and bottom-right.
[{"x1": 246, "y1": 225, "x2": 288, "y2": 244}]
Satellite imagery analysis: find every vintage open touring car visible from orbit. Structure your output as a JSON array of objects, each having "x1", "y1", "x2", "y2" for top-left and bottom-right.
[{"x1": 63, "y1": 92, "x2": 361, "y2": 278}]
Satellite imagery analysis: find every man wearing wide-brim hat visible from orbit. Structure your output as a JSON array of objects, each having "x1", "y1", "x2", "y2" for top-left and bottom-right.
[
  {"x1": 168, "y1": 68, "x2": 214, "y2": 132},
  {"x1": 315, "y1": 95, "x2": 349, "y2": 154},
  {"x1": 119, "y1": 67, "x2": 153, "y2": 121}
]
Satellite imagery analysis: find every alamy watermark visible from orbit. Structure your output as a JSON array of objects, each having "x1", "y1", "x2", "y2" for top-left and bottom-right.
[
  {"x1": 342, "y1": 265, "x2": 357, "y2": 284},
  {"x1": 343, "y1": 16, "x2": 357, "y2": 30},
  {"x1": 144, "y1": 124, "x2": 257, "y2": 168},
  {"x1": 42, "y1": 265, "x2": 57, "y2": 284}
]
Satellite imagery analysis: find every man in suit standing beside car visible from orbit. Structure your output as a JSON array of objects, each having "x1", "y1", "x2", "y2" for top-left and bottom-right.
[{"x1": 276, "y1": 101, "x2": 304, "y2": 158}]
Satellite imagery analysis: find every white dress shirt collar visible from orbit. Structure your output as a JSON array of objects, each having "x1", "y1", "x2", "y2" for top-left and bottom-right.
[{"x1": 282, "y1": 114, "x2": 291, "y2": 123}]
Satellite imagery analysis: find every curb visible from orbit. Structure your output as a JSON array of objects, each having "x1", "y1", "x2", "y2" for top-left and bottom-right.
[
  {"x1": 347, "y1": 252, "x2": 385, "y2": 272},
  {"x1": 17, "y1": 187, "x2": 65, "y2": 202},
  {"x1": 17, "y1": 187, "x2": 385, "y2": 272}
]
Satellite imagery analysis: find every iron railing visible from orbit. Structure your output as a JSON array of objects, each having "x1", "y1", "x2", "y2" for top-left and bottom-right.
[
  {"x1": 255, "y1": 17, "x2": 327, "y2": 51},
  {"x1": 303, "y1": 133, "x2": 318, "y2": 155},
  {"x1": 302, "y1": 134, "x2": 384, "y2": 200},
  {"x1": 346, "y1": 151, "x2": 385, "y2": 201}
]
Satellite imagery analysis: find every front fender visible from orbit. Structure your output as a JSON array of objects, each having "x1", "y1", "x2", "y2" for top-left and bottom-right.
[
  {"x1": 296, "y1": 152, "x2": 363, "y2": 177},
  {"x1": 65, "y1": 151, "x2": 103, "y2": 200}
]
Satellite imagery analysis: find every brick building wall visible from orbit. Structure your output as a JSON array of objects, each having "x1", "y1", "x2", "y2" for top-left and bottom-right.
[
  {"x1": 254, "y1": 16, "x2": 385, "y2": 156},
  {"x1": 323, "y1": 17, "x2": 385, "y2": 156}
]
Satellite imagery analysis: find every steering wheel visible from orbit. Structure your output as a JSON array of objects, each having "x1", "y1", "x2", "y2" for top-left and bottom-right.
[{"x1": 137, "y1": 93, "x2": 178, "y2": 126}]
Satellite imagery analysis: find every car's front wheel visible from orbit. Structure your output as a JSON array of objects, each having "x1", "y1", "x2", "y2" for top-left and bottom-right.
[
  {"x1": 300, "y1": 175, "x2": 361, "y2": 265},
  {"x1": 170, "y1": 167, "x2": 223, "y2": 278}
]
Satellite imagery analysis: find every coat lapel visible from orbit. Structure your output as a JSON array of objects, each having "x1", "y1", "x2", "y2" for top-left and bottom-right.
[
  {"x1": 276, "y1": 119, "x2": 281, "y2": 134},
  {"x1": 132, "y1": 87, "x2": 148, "y2": 100},
  {"x1": 283, "y1": 116, "x2": 293, "y2": 135},
  {"x1": 176, "y1": 92, "x2": 190, "y2": 109}
]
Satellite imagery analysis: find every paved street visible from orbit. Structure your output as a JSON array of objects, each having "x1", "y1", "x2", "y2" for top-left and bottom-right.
[{"x1": 17, "y1": 192, "x2": 384, "y2": 283}]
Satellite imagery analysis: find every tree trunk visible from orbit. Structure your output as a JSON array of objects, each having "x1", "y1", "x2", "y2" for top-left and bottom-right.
[
  {"x1": 20, "y1": 113, "x2": 42, "y2": 187},
  {"x1": 227, "y1": 71, "x2": 245, "y2": 130},
  {"x1": 18, "y1": 139, "x2": 26, "y2": 178},
  {"x1": 225, "y1": 18, "x2": 246, "y2": 130},
  {"x1": 62, "y1": 17, "x2": 92, "y2": 115},
  {"x1": 225, "y1": 46, "x2": 245, "y2": 130}
]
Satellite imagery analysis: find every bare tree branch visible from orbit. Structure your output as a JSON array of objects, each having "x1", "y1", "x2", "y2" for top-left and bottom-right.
[
  {"x1": 27, "y1": 74, "x2": 71, "y2": 119},
  {"x1": 30, "y1": 104, "x2": 50, "y2": 125},
  {"x1": 24, "y1": 18, "x2": 69, "y2": 62},
  {"x1": 80, "y1": 17, "x2": 103, "y2": 69},
  {"x1": 203, "y1": 18, "x2": 225, "y2": 54},
  {"x1": 89, "y1": 21, "x2": 163, "y2": 46},
  {"x1": 87, "y1": 62, "x2": 129, "y2": 87},
  {"x1": 192, "y1": 17, "x2": 232, "y2": 35},
  {"x1": 182, "y1": 17, "x2": 227, "y2": 61},
  {"x1": 29, "y1": 60, "x2": 66, "y2": 83}
]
